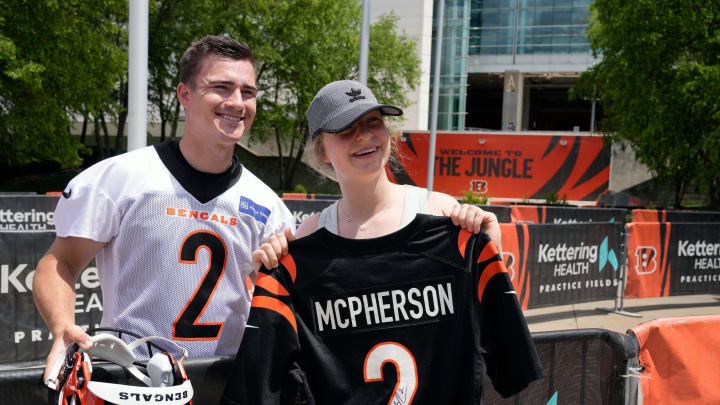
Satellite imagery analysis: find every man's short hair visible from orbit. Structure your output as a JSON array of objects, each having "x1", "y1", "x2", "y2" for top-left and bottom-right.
[{"x1": 179, "y1": 35, "x2": 255, "y2": 88}]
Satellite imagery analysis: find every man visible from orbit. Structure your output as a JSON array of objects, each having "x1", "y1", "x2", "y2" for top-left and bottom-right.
[{"x1": 33, "y1": 35, "x2": 294, "y2": 381}]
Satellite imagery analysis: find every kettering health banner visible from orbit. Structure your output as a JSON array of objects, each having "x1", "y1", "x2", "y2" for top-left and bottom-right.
[
  {"x1": 0, "y1": 232, "x2": 102, "y2": 364},
  {"x1": 282, "y1": 199, "x2": 335, "y2": 228},
  {"x1": 632, "y1": 209, "x2": 720, "y2": 223},
  {"x1": 510, "y1": 205, "x2": 628, "y2": 224},
  {"x1": 389, "y1": 132, "x2": 610, "y2": 201},
  {"x1": 500, "y1": 223, "x2": 623, "y2": 309},
  {"x1": 0, "y1": 195, "x2": 58, "y2": 232},
  {"x1": 625, "y1": 222, "x2": 720, "y2": 298}
]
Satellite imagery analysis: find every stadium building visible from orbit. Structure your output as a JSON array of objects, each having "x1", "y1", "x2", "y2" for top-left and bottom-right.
[{"x1": 371, "y1": 0, "x2": 598, "y2": 132}]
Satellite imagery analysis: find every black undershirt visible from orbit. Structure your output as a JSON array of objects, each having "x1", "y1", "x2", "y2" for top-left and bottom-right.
[{"x1": 154, "y1": 141, "x2": 243, "y2": 204}]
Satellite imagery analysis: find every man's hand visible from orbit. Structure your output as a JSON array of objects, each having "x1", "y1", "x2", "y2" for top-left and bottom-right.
[
  {"x1": 252, "y1": 228, "x2": 295, "y2": 271},
  {"x1": 443, "y1": 204, "x2": 502, "y2": 253},
  {"x1": 44, "y1": 325, "x2": 93, "y2": 385}
]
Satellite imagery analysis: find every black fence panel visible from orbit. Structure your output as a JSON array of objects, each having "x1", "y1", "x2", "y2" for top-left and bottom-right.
[
  {"x1": 483, "y1": 329, "x2": 638, "y2": 405},
  {"x1": 0, "y1": 330, "x2": 639, "y2": 405}
]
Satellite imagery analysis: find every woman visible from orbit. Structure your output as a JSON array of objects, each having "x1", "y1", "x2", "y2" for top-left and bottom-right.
[
  {"x1": 254, "y1": 79, "x2": 501, "y2": 269},
  {"x1": 220, "y1": 81, "x2": 542, "y2": 405}
]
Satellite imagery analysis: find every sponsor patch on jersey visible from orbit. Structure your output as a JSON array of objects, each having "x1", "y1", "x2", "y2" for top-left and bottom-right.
[
  {"x1": 311, "y1": 276, "x2": 457, "y2": 336},
  {"x1": 238, "y1": 196, "x2": 271, "y2": 224}
]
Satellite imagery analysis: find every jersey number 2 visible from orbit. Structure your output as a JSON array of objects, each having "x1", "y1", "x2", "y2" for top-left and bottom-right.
[
  {"x1": 364, "y1": 342, "x2": 418, "y2": 405},
  {"x1": 174, "y1": 231, "x2": 227, "y2": 340}
]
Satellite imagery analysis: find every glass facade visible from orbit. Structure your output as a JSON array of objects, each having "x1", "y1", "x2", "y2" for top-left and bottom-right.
[
  {"x1": 469, "y1": 0, "x2": 591, "y2": 56},
  {"x1": 430, "y1": 0, "x2": 470, "y2": 130}
]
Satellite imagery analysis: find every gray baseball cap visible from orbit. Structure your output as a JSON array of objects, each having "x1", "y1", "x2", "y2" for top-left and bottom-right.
[{"x1": 306, "y1": 80, "x2": 403, "y2": 139}]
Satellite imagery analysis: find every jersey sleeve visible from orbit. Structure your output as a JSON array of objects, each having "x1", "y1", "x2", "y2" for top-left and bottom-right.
[
  {"x1": 220, "y1": 258, "x2": 313, "y2": 405},
  {"x1": 54, "y1": 173, "x2": 121, "y2": 242},
  {"x1": 261, "y1": 198, "x2": 296, "y2": 243},
  {"x1": 472, "y1": 233, "x2": 544, "y2": 398}
]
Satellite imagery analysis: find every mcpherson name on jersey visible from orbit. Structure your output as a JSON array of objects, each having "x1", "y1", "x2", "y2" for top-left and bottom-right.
[{"x1": 312, "y1": 277, "x2": 456, "y2": 335}]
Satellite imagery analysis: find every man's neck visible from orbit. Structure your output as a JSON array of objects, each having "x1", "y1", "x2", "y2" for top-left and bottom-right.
[{"x1": 178, "y1": 135, "x2": 235, "y2": 174}]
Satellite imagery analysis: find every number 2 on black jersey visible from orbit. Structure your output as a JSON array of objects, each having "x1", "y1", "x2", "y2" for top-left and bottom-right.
[
  {"x1": 174, "y1": 230, "x2": 227, "y2": 340},
  {"x1": 364, "y1": 342, "x2": 418, "y2": 405}
]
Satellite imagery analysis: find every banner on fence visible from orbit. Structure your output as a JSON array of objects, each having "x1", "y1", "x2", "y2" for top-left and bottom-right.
[
  {"x1": 1, "y1": 329, "x2": 639, "y2": 405},
  {"x1": 477, "y1": 205, "x2": 512, "y2": 223},
  {"x1": 388, "y1": 132, "x2": 610, "y2": 201},
  {"x1": 282, "y1": 199, "x2": 336, "y2": 228},
  {"x1": 632, "y1": 209, "x2": 720, "y2": 223},
  {"x1": 629, "y1": 315, "x2": 720, "y2": 405},
  {"x1": 0, "y1": 232, "x2": 102, "y2": 364},
  {"x1": 500, "y1": 223, "x2": 623, "y2": 309},
  {"x1": 625, "y1": 222, "x2": 720, "y2": 298},
  {"x1": 511, "y1": 205, "x2": 628, "y2": 224},
  {"x1": 0, "y1": 195, "x2": 58, "y2": 232}
]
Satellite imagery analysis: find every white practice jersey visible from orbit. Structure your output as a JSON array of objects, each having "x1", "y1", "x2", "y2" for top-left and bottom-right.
[{"x1": 54, "y1": 143, "x2": 294, "y2": 357}]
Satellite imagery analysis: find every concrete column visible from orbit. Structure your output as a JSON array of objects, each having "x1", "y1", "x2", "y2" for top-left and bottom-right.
[
  {"x1": 521, "y1": 83, "x2": 530, "y2": 130},
  {"x1": 501, "y1": 70, "x2": 523, "y2": 131}
]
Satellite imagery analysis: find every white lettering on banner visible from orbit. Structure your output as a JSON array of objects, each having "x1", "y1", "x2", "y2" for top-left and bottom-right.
[
  {"x1": 680, "y1": 274, "x2": 720, "y2": 283},
  {"x1": 1, "y1": 264, "x2": 30, "y2": 293},
  {"x1": 1, "y1": 264, "x2": 98, "y2": 294},
  {"x1": 678, "y1": 240, "x2": 720, "y2": 257},
  {"x1": 538, "y1": 278, "x2": 618, "y2": 294},
  {"x1": 553, "y1": 261, "x2": 590, "y2": 277},
  {"x1": 694, "y1": 257, "x2": 720, "y2": 270},
  {"x1": 315, "y1": 283, "x2": 454, "y2": 332},
  {"x1": 551, "y1": 219, "x2": 584, "y2": 224},
  {"x1": 74, "y1": 293, "x2": 104, "y2": 313},
  {"x1": 292, "y1": 211, "x2": 319, "y2": 225},
  {"x1": 14, "y1": 324, "x2": 100, "y2": 344},
  {"x1": 538, "y1": 242, "x2": 598, "y2": 264},
  {"x1": 0, "y1": 209, "x2": 55, "y2": 227}
]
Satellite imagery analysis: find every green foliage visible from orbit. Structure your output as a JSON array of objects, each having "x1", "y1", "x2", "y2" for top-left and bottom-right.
[
  {"x1": 573, "y1": 0, "x2": 720, "y2": 208},
  {"x1": 542, "y1": 192, "x2": 567, "y2": 205},
  {"x1": 460, "y1": 190, "x2": 489, "y2": 205},
  {"x1": 229, "y1": 1, "x2": 422, "y2": 189},
  {"x1": 0, "y1": 0, "x2": 127, "y2": 168},
  {"x1": 1, "y1": 0, "x2": 420, "y2": 181},
  {"x1": 293, "y1": 183, "x2": 307, "y2": 194}
]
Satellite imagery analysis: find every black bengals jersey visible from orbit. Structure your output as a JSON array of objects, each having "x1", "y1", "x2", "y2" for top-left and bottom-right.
[{"x1": 221, "y1": 215, "x2": 543, "y2": 405}]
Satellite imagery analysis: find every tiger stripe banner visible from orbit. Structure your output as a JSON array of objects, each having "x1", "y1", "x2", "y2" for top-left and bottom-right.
[
  {"x1": 631, "y1": 209, "x2": 720, "y2": 223},
  {"x1": 510, "y1": 205, "x2": 628, "y2": 224},
  {"x1": 389, "y1": 132, "x2": 610, "y2": 201},
  {"x1": 625, "y1": 222, "x2": 720, "y2": 298},
  {"x1": 500, "y1": 223, "x2": 623, "y2": 309}
]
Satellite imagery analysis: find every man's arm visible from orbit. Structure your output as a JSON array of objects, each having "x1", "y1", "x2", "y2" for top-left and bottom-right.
[{"x1": 33, "y1": 236, "x2": 107, "y2": 383}]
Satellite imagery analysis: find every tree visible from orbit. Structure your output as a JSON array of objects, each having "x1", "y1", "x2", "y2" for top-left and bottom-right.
[
  {"x1": 574, "y1": 0, "x2": 720, "y2": 208},
  {"x1": 0, "y1": 0, "x2": 126, "y2": 169},
  {"x1": 226, "y1": 1, "x2": 422, "y2": 190}
]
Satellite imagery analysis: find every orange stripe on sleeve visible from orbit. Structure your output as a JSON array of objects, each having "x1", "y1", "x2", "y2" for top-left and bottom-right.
[
  {"x1": 477, "y1": 241, "x2": 500, "y2": 263},
  {"x1": 280, "y1": 254, "x2": 297, "y2": 283},
  {"x1": 477, "y1": 261, "x2": 509, "y2": 304},
  {"x1": 457, "y1": 229, "x2": 472, "y2": 259},
  {"x1": 255, "y1": 273, "x2": 289, "y2": 296},
  {"x1": 251, "y1": 296, "x2": 297, "y2": 333}
]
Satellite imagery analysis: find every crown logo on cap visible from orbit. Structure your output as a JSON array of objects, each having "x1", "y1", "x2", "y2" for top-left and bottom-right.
[{"x1": 346, "y1": 88, "x2": 365, "y2": 103}]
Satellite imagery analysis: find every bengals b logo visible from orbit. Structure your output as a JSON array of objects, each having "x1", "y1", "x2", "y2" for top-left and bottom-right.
[
  {"x1": 470, "y1": 179, "x2": 488, "y2": 194},
  {"x1": 634, "y1": 246, "x2": 657, "y2": 275},
  {"x1": 503, "y1": 252, "x2": 516, "y2": 281}
]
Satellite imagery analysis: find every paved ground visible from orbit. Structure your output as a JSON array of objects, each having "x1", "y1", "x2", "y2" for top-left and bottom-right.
[{"x1": 524, "y1": 294, "x2": 720, "y2": 334}]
